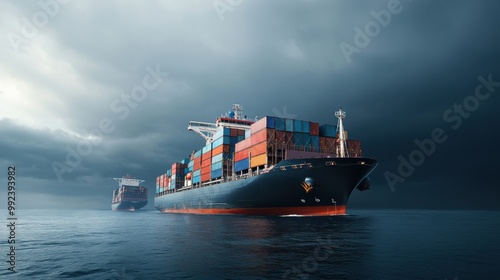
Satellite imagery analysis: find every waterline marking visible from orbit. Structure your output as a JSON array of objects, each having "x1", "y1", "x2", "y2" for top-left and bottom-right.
[{"x1": 384, "y1": 73, "x2": 499, "y2": 192}]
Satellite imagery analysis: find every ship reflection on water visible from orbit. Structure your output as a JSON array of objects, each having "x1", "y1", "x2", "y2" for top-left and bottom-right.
[{"x1": 162, "y1": 213, "x2": 374, "y2": 279}]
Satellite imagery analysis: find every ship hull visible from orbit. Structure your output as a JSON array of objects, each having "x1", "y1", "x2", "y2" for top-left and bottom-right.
[
  {"x1": 155, "y1": 157, "x2": 377, "y2": 216},
  {"x1": 111, "y1": 200, "x2": 148, "y2": 211}
]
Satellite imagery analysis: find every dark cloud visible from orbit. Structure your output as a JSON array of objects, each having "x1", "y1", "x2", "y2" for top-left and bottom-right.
[{"x1": 0, "y1": 0, "x2": 499, "y2": 209}]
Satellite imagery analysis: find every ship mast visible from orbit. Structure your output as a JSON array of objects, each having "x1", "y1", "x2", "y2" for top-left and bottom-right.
[{"x1": 335, "y1": 107, "x2": 349, "y2": 158}]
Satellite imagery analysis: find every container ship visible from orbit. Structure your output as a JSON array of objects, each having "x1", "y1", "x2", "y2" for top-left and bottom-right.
[
  {"x1": 111, "y1": 176, "x2": 148, "y2": 211},
  {"x1": 154, "y1": 104, "x2": 377, "y2": 216}
]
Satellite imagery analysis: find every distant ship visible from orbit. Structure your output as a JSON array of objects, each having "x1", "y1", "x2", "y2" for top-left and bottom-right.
[
  {"x1": 111, "y1": 176, "x2": 148, "y2": 211},
  {"x1": 154, "y1": 105, "x2": 377, "y2": 216}
]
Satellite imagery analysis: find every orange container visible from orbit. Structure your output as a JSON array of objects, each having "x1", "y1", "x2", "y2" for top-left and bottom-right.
[
  {"x1": 250, "y1": 128, "x2": 267, "y2": 146},
  {"x1": 250, "y1": 142, "x2": 267, "y2": 157},
  {"x1": 250, "y1": 154, "x2": 268, "y2": 168}
]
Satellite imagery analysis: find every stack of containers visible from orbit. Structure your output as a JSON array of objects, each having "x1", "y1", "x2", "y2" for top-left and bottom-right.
[
  {"x1": 156, "y1": 176, "x2": 161, "y2": 195},
  {"x1": 210, "y1": 127, "x2": 244, "y2": 179},
  {"x1": 192, "y1": 149, "x2": 202, "y2": 184},
  {"x1": 201, "y1": 143, "x2": 212, "y2": 182},
  {"x1": 248, "y1": 116, "x2": 276, "y2": 168},
  {"x1": 171, "y1": 162, "x2": 188, "y2": 189}
]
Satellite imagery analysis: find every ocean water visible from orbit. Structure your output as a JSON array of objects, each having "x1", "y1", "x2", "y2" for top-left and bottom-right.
[{"x1": 1, "y1": 209, "x2": 499, "y2": 279}]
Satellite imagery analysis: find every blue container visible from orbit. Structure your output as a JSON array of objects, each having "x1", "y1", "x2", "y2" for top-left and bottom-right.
[
  {"x1": 212, "y1": 136, "x2": 230, "y2": 148},
  {"x1": 213, "y1": 127, "x2": 230, "y2": 140},
  {"x1": 180, "y1": 158, "x2": 189, "y2": 164},
  {"x1": 188, "y1": 160, "x2": 194, "y2": 168},
  {"x1": 302, "y1": 121, "x2": 310, "y2": 134},
  {"x1": 184, "y1": 168, "x2": 190, "y2": 174},
  {"x1": 230, "y1": 136, "x2": 238, "y2": 145},
  {"x1": 193, "y1": 170, "x2": 201, "y2": 177},
  {"x1": 211, "y1": 169, "x2": 223, "y2": 179},
  {"x1": 293, "y1": 120, "x2": 303, "y2": 132},
  {"x1": 193, "y1": 176, "x2": 200, "y2": 184},
  {"x1": 212, "y1": 161, "x2": 223, "y2": 170},
  {"x1": 275, "y1": 117, "x2": 285, "y2": 131},
  {"x1": 223, "y1": 152, "x2": 232, "y2": 160},
  {"x1": 293, "y1": 133, "x2": 304, "y2": 146},
  {"x1": 311, "y1": 136, "x2": 320, "y2": 150},
  {"x1": 202, "y1": 143, "x2": 212, "y2": 154},
  {"x1": 212, "y1": 153, "x2": 223, "y2": 163},
  {"x1": 237, "y1": 135, "x2": 245, "y2": 142},
  {"x1": 319, "y1": 124, "x2": 337, "y2": 137},
  {"x1": 194, "y1": 149, "x2": 202, "y2": 158},
  {"x1": 303, "y1": 134, "x2": 311, "y2": 146},
  {"x1": 266, "y1": 116, "x2": 275, "y2": 129},
  {"x1": 166, "y1": 169, "x2": 171, "y2": 177},
  {"x1": 234, "y1": 158, "x2": 249, "y2": 172},
  {"x1": 285, "y1": 119, "x2": 294, "y2": 132}
]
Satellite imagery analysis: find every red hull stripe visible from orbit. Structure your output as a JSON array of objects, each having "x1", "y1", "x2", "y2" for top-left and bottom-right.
[{"x1": 160, "y1": 206, "x2": 347, "y2": 216}]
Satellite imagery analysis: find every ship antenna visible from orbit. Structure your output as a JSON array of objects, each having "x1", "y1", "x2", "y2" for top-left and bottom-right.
[
  {"x1": 233, "y1": 104, "x2": 243, "y2": 120},
  {"x1": 335, "y1": 107, "x2": 349, "y2": 158}
]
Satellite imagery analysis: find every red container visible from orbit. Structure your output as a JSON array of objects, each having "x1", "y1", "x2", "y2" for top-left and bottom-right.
[
  {"x1": 201, "y1": 172, "x2": 211, "y2": 182},
  {"x1": 250, "y1": 128, "x2": 267, "y2": 145},
  {"x1": 238, "y1": 129, "x2": 246, "y2": 136},
  {"x1": 230, "y1": 128, "x2": 238, "y2": 137},
  {"x1": 235, "y1": 149, "x2": 249, "y2": 161},
  {"x1": 310, "y1": 122, "x2": 319, "y2": 136},
  {"x1": 202, "y1": 157, "x2": 212, "y2": 168},
  {"x1": 202, "y1": 151, "x2": 212, "y2": 161},
  {"x1": 201, "y1": 165, "x2": 211, "y2": 175}
]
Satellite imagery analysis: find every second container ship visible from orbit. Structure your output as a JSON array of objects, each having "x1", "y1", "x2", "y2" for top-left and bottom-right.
[{"x1": 154, "y1": 105, "x2": 377, "y2": 216}]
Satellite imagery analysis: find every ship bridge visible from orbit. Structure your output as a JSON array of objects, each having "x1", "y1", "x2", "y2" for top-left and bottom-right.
[{"x1": 188, "y1": 104, "x2": 254, "y2": 144}]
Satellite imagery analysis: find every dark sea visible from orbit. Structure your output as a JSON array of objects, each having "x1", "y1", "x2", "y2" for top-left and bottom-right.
[{"x1": 1, "y1": 209, "x2": 499, "y2": 279}]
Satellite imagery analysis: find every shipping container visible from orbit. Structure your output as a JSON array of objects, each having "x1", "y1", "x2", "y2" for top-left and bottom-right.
[
  {"x1": 235, "y1": 149, "x2": 249, "y2": 162},
  {"x1": 235, "y1": 138, "x2": 251, "y2": 152},
  {"x1": 319, "y1": 124, "x2": 337, "y2": 137},
  {"x1": 286, "y1": 150, "x2": 335, "y2": 159},
  {"x1": 212, "y1": 136, "x2": 230, "y2": 148},
  {"x1": 211, "y1": 169, "x2": 223, "y2": 179},
  {"x1": 311, "y1": 136, "x2": 320, "y2": 151},
  {"x1": 212, "y1": 161, "x2": 223, "y2": 171},
  {"x1": 234, "y1": 158, "x2": 250, "y2": 172},
  {"x1": 202, "y1": 151, "x2": 212, "y2": 160},
  {"x1": 250, "y1": 128, "x2": 268, "y2": 145},
  {"x1": 202, "y1": 157, "x2": 212, "y2": 168},
  {"x1": 166, "y1": 169, "x2": 171, "y2": 177},
  {"x1": 201, "y1": 172, "x2": 211, "y2": 182},
  {"x1": 275, "y1": 117, "x2": 285, "y2": 131},
  {"x1": 250, "y1": 116, "x2": 275, "y2": 134},
  {"x1": 202, "y1": 143, "x2": 212, "y2": 154},
  {"x1": 250, "y1": 141, "x2": 267, "y2": 157},
  {"x1": 194, "y1": 149, "x2": 202, "y2": 158},
  {"x1": 293, "y1": 119, "x2": 303, "y2": 133},
  {"x1": 285, "y1": 119, "x2": 294, "y2": 132},
  {"x1": 250, "y1": 154, "x2": 268, "y2": 168},
  {"x1": 213, "y1": 127, "x2": 230, "y2": 140},
  {"x1": 193, "y1": 170, "x2": 201, "y2": 177},
  {"x1": 237, "y1": 135, "x2": 245, "y2": 142},
  {"x1": 212, "y1": 153, "x2": 223, "y2": 163},
  {"x1": 201, "y1": 165, "x2": 211, "y2": 175},
  {"x1": 192, "y1": 176, "x2": 201, "y2": 184},
  {"x1": 245, "y1": 129, "x2": 251, "y2": 138}
]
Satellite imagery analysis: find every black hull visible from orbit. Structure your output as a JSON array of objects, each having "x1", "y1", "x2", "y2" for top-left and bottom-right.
[
  {"x1": 112, "y1": 200, "x2": 148, "y2": 211},
  {"x1": 155, "y1": 157, "x2": 377, "y2": 216}
]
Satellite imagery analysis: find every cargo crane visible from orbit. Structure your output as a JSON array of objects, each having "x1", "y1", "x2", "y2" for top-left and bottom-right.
[{"x1": 188, "y1": 104, "x2": 254, "y2": 144}]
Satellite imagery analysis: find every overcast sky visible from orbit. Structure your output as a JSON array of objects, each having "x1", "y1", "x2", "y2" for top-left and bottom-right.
[{"x1": 1, "y1": 0, "x2": 499, "y2": 210}]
